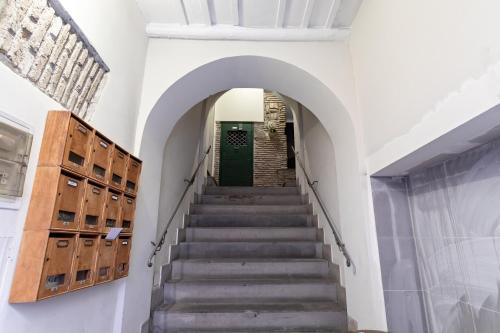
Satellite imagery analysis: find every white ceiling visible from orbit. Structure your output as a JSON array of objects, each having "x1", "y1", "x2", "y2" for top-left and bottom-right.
[{"x1": 136, "y1": 0, "x2": 363, "y2": 41}]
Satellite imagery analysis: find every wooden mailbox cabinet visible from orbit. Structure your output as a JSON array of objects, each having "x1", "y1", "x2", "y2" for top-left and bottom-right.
[{"x1": 10, "y1": 111, "x2": 141, "y2": 303}]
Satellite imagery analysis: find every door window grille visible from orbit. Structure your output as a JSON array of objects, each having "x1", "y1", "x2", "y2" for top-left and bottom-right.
[{"x1": 226, "y1": 130, "x2": 248, "y2": 146}]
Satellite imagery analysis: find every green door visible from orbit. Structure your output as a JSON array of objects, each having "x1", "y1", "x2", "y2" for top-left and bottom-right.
[{"x1": 220, "y1": 122, "x2": 253, "y2": 186}]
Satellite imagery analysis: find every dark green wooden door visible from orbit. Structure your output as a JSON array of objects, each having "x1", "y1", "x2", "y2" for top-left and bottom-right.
[{"x1": 220, "y1": 122, "x2": 253, "y2": 186}]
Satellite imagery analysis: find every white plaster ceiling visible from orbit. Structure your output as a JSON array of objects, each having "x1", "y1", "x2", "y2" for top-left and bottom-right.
[{"x1": 136, "y1": 0, "x2": 363, "y2": 41}]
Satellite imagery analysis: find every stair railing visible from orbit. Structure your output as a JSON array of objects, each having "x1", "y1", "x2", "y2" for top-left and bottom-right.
[
  {"x1": 147, "y1": 146, "x2": 212, "y2": 267},
  {"x1": 292, "y1": 146, "x2": 356, "y2": 273}
]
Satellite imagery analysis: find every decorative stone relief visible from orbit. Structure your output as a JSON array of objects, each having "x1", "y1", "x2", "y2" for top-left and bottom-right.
[{"x1": 0, "y1": 0, "x2": 109, "y2": 120}]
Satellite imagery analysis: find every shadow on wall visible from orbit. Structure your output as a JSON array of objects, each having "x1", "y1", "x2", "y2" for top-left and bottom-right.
[{"x1": 372, "y1": 137, "x2": 500, "y2": 332}]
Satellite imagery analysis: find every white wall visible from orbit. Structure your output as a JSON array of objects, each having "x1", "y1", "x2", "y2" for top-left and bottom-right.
[
  {"x1": 215, "y1": 88, "x2": 264, "y2": 122},
  {"x1": 0, "y1": 1, "x2": 147, "y2": 332},
  {"x1": 154, "y1": 102, "x2": 203, "y2": 282},
  {"x1": 350, "y1": 0, "x2": 500, "y2": 172}
]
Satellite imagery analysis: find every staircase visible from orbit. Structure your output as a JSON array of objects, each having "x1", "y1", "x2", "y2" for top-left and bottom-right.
[{"x1": 152, "y1": 185, "x2": 348, "y2": 333}]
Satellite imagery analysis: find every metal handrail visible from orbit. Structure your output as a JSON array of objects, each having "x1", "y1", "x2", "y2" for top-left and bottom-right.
[
  {"x1": 292, "y1": 146, "x2": 356, "y2": 273},
  {"x1": 147, "y1": 146, "x2": 212, "y2": 267}
]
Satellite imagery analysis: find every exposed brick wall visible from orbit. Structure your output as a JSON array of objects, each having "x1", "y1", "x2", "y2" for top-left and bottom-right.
[
  {"x1": 253, "y1": 92, "x2": 289, "y2": 186},
  {"x1": 214, "y1": 92, "x2": 295, "y2": 187},
  {"x1": 214, "y1": 122, "x2": 221, "y2": 183},
  {"x1": 0, "y1": 0, "x2": 108, "y2": 120}
]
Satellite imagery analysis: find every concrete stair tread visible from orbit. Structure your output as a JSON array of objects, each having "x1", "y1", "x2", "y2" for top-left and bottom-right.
[
  {"x1": 166, "y1": 277, "x2": 336, "y2": 284},
  {"x1": 174, "y1": 258, "x2": 328, "y2": 263},
  {"x1": 204, "y1": 186, "x2": 299, "y2": 195},
  {"x1": 191, "y1": 204, "x2": 312, "y2": 215},
  {"x1": 158, "y1": 301, "x2": 344, "y2": 313},
  {"x1": 166, "y1": 328, "x2": 340, "y2": 333}
]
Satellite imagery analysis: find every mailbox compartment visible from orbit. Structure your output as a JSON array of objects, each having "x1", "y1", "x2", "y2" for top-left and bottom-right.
[
  {"x1": 70, "y1": 235, "x2": 98, "y2": 290},
  {"x1": 89, "y1": 133, "x2": 112, "y2": 182},
  {"x1": 95, "y1": 236, "x2": 117, "y2": 284},
  {"x1": 114, "y1": 236, "x2": 131, "y2": 279},
  {"x1": 125, "y1": 157, "x2": 141, "y2": 195},
  {"x1": 80, "y1": 181, "x2": 105, "y2": 232},
  {"x1": 38, "y1": 234, "x2": 76, "y2": 299},
  {"x1": 51, "y1": 171, "x2": 85, "y2": 231},
  {"x1": 62, "y1": 118, "x2": 93, "y2": 175},
  {"x1": 103, "y1": 189, "x2": 121, "y2": 233},
  {"x1": 120, "y1": 195, "x2": 135, "y2": 233},
  {"x1": 109, "y1": 147, "x2": 128, "y2": 189}
]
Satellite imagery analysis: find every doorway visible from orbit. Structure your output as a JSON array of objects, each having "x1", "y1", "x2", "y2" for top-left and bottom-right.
[{"x1": 219, "y1": 122, "x2": 254, "y2": 186}]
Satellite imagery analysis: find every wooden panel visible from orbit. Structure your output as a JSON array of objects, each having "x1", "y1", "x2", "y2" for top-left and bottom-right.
[
  {"x1": 95, "y1": 237, "x2": 116, "y2": 284},
  {"x1": 51, "y1": 171, "x2": 85, "y2": 231},
  {"x1": 103, "y1": 190, "x2": 121, "y2": 233},
  {"x1": 114, "y1": 236, "x2": 131, "y2": 279},
  {"x1": 125, "y1": 157, "x2": 141, "y2": 195},
  {"x1": 38, "y1": 112, "x2": 71, "y2": 167},
  {"x1": 24, "y1": 167, "x2": 60, "y2": 230},
  {"x1": 70, "y1": 235, "x2": 98, "y2": 291},
  {"x1": 120, "y1": 196, "x2": 135, "y2": 233},
  {"x1": 62, "y1": 118, "x2": 93, "y2": 175},
  {"x1": 38, "y1": 234, "x2": 76, "y2": 300},
  {"x1": 10, "y1": 230, "x2": 49, "y2": 303},
  {"x1": 109, "y1": 147, "x2": 128, "y2": 189},
  {"x1": 89, "y1": 133, "x2": 112, "y2": 182},
  {"x1": 80, "y1": 181, "x2": 105, "y2": 232}
]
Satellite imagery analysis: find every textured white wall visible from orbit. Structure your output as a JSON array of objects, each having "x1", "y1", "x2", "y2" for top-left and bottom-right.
[
  {"x1": 0, "y1": 1, "x2": 147, "y2": 332},
  {"x1": 215, "y1": 88, "x2": 264, "y2": 122},
  {"x1": 350, "y1": 0, "x2": 500, "y2": 170}
]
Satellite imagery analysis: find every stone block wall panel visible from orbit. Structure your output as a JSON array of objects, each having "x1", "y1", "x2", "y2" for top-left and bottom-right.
[{"x1": 0, "y1": 0, "x2": 109, "y2": 120}]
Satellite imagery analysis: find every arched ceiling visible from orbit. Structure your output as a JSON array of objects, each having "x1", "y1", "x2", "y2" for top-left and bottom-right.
[{"x1": 136, "y1": 0, "x2": 363, "y2": 40}]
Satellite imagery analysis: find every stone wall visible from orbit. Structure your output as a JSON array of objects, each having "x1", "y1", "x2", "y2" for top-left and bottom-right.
[
  {"x1": 214, "y1": 92, "x2": 294, "y2": 186},
  {"x1": 253, "y1": 92, "x2": 288, "y2": 186},
  {"x1": 0, "y1": 0, "x2": 109, "y2": 120}
]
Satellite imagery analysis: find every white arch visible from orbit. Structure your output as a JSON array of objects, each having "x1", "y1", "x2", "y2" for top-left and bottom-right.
[{"x1": 121, "y1": 56, "x2": 386, "y2": 332}]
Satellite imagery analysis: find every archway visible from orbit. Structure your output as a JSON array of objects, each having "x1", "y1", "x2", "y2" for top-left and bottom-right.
[{"x1": 120, "y1": 56, "x2": 385, "y2": 332}]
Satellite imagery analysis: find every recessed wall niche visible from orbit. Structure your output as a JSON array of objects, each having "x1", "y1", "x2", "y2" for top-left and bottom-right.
[{"x1": 0, "y1": 0, "x2": 109, "y2": 120}]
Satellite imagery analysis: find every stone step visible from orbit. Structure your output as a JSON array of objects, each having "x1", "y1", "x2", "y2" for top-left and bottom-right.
[
  {"x1": 204, "y1": 186, "x2": 299, "y2": 195},
  {"x1": 188, "y1": 214, "x2": 313, "y2": 228},
  {"x1": 178, "y1": 241, "x2": 323, "y2": 259},
  {"x1": 190, "y1": 204, "x2": 312, "y2": 215},
  {"x1": 160, "y1": 330, "x2": 338, "y2": 333},
  {"x1": 152, "y1": 302, "x2": 347, "y2": 332},
  {"x1": 184, "y1": 227, "x2": 319, "y2": 242},
  {"x1": 170, "y1": 258, "x2": 336, "y2": 280},
  {"x1": 164, "y1": 278, "x2": 339, "y2": 304},
  {"x1": 197, "y1": 194, "x2": 306, "y2": 205}
]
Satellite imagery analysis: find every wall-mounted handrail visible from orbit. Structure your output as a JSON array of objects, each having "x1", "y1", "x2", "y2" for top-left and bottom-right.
[
  {"x1": 292, "y1": 146, "x2": 356, "y2": 273},
  {"x1": 147, "y1": 146, "x2": 212, "y2": 267}
]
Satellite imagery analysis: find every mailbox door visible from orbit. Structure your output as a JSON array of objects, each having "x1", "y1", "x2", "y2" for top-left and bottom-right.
[
  {"x1": 51, "y1": 173, "x2": 85, "y2": 230},
  {"x1": 81, "y1": 182, "x2": 105, "y2": 232},
  {"x1": 125, "y1": 158, "x2": 141, "y2": 194},
  {"x1": 38, "y1": 235, "x2": 75, "y2": 299},
  {"x1": 121, "y1": 196, "x2": 135, "y2": 232},
  {"x1": 70, "y1": 236, "x2": 98, "y2": 290},
  {"x1": 89, "y1": 135, "x2": 112, "y2": 182},
  {"x1": 103, "y1": 190, "x2": 121, "y2": 232},
  {"x1": 62, "y1": 118, "x2": 92, "y2": 174},
  {"x1": 114, "y1": 237, "x2": 131, "y2": 279},
  {"x1": 109, "y1": 148, "x2": 127, "y2": 189},
  {"x1": 95, "y1": 238, "x2": 116, "y2": 284}
]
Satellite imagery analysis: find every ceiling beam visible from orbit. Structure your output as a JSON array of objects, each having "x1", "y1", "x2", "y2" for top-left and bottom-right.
[
  {"x1": 275, "y1": 0, "x2": 287, "y2": 28},
  {"x1": 325, "y1": 0, "x2": 341, "y2": 28},
  {"x1": 301, "y1": 0, "x2": 315, "y2": 28},
  {"x1": 180, "y1": 0, "x2": 190, "y2": 25},
  {"x1": 232, "y1": 0, "x2": 240, "y2": 26},
  {"x1": 146, "y1": 24, "x2": 351, "y2": 41},
  {"x1": 202, "y1": 0, "x2": 213, "y2": 25}
]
